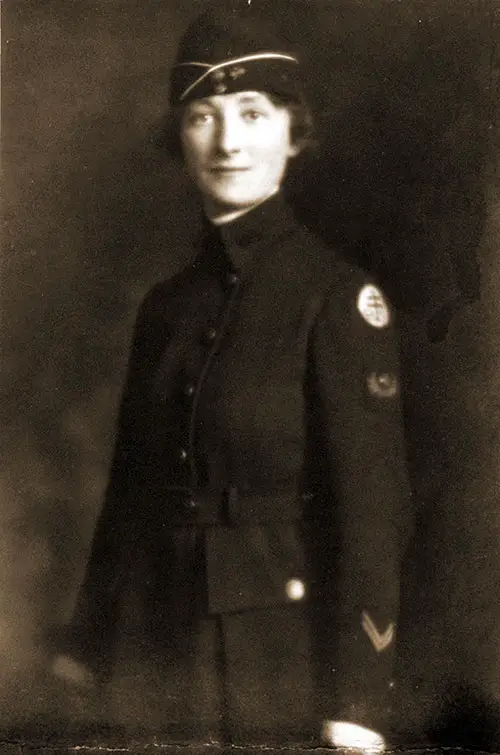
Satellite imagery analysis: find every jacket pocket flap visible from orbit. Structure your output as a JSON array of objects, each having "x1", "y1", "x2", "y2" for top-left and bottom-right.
[{"x1": 204, "y1": 524, "x2": 308, "y2": 614}]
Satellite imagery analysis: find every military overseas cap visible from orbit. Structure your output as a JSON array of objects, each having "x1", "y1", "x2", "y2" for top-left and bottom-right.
[{"x1": 169, "y1": 7, "x2": 304, "y2": 106}]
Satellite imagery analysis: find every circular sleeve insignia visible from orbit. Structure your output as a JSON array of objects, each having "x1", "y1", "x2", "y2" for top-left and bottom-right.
[
  {"x1": 356, "y1": 284, "x2": 391, "y2": 328},
  {"x1": 366, "y1": 371, "x2": 398, "y2": 398}
]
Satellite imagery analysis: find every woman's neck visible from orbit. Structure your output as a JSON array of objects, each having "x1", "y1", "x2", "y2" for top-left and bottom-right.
[{"x1": 205, "y1": 189, "x2": 280, "y2": 227}]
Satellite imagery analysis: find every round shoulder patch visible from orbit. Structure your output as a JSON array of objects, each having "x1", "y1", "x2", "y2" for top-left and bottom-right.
[{"x1": 357, "y1": 284, "x2": 391, "y2": 328}]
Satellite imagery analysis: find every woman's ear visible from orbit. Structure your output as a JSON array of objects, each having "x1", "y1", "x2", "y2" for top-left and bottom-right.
[{"x1": 287, "y1": 141, "x2": 302, "y2": 158}]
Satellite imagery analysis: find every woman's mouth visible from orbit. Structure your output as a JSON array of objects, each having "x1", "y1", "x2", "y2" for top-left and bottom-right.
[{"x1": 209, "y1": 166, "x2": 250, "y2": 173}]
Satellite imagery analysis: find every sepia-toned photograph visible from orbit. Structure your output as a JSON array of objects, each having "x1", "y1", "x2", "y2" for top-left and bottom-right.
[{"x1": 2, "y1": 0, "x2": 500, "y2": 752}]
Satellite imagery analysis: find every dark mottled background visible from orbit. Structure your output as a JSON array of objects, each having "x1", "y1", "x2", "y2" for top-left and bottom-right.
[{"x1": 2, "y1": 0, "x2": 500, "y2": 750}]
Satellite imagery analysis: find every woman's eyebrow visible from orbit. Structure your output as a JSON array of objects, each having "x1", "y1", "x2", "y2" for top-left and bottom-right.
[
  {"x1": 188, "y1": 101, "x2": 214, "y2": 109},
  {"x1": 236, "y1": 93, "x2": 265, "y2": 105}
]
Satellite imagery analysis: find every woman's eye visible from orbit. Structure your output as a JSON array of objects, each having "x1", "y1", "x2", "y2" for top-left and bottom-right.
[
  {"x1": 186, "y1": 112, "x2": 213, "y2": 126},
  {"x1": 242, "y1": 109, "x2": 266, "y2": 122}
]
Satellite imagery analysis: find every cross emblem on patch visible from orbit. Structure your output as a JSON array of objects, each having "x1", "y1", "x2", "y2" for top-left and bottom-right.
[
  {"x1": 365, "y1": 292, "x2": 387, "y2": 325},
  {"x1": 357, "y1": 284, "x2": 390, "y2": 328}
]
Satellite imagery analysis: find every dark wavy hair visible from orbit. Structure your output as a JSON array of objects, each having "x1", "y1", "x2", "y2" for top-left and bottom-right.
[{"x1": 158, "y1": 93, "x2": 317, "y2": 161}]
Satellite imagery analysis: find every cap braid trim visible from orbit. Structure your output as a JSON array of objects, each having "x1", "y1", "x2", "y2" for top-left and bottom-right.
[{"x1": 175, "y1": 52, "x2": 299, "y2": 102}]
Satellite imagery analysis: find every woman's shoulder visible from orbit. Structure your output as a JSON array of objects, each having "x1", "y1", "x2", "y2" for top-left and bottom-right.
[
  {"x1": 294, "y1": 223, "x2": 396, "y2": 331},
  {"x1": 295, "y1": 221, "x2": 377, "y2": 293}
]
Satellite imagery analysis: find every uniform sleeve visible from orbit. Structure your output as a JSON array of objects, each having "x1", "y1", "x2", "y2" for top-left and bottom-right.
[
  {"x1": 310, "y1": 272, "x2": 414, "y2": 735},
  {"x1": 61, "y1": 283, "x2": 168, "y2": 680}
]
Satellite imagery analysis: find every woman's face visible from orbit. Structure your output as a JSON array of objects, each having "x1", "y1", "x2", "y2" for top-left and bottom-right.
[{"x1": 180, "y1": 90, "x2": 298, "y2": 216}]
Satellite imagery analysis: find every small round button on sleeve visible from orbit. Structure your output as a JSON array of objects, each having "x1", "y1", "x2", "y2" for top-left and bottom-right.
[{"x1": 285, "y1": 579, "x2": 306, "y2": 601}]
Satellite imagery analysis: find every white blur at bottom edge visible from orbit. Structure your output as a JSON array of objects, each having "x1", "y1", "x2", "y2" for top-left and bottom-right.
[{"x1": 321, "y1": 720, "x2": 386, "y2": 752}]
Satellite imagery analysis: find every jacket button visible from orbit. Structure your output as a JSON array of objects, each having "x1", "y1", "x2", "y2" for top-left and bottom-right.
[
  {"x1": 184, "y1": 383, "x2": 195, "y2": 398},
  {"x1": 179, "y1": 448, "x2": 188, "y2": 461},
  {"x1": 285, "y1": 579, "x2": 306, "y2": 601},
  {"x1": 376, "y1": 373, "x2": 393, "y2": 388},
  {"x1": 227, "y1": 272, "x2": 239, "y2": 286},
  {"x1": 204, "y1": 327, "x2": 217, "y2": 343},
  {"x1": 184, "y1": 497, "x2": 199, "y2": 512}
]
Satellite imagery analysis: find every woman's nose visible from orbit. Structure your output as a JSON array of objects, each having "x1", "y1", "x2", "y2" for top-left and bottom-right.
[{"x1": 215, "y1": 116, "x2": 241, "y2": 154}]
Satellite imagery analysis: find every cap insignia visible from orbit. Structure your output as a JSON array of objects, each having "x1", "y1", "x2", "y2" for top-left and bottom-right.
[
  {"x1": 211, "y1": 69, "x2": 227, "y2": 94},
  {"x1": 229, "y1": 66, "x2": 246, "y2": 79}
]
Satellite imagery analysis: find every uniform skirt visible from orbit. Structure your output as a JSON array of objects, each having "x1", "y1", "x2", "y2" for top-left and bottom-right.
[
  {"x1": 89, "y1": 515, "x2": 327, "y2": 747},
  {"x1": 103, "y1": 602, "x2": 319, "y2": 747}
]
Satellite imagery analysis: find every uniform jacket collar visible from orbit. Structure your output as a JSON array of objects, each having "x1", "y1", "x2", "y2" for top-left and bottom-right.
[{"x1": 199, "y1": 193, "x2": 299, "y2": 274}]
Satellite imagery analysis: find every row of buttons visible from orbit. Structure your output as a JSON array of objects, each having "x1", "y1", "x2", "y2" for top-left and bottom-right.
[
  {"x1": 176, "y1": 273, "x2": 239, "y2": 470},
  {"x1": 178, "y1": 323, "x2": 220, "y2": 463}
]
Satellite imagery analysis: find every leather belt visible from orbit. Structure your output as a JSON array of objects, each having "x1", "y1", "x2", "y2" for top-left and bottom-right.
[{"x1": 138, "y1": 486, "x2": 317, "y2": 526}]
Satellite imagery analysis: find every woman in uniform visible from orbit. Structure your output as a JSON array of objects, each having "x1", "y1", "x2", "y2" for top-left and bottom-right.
[{"x1": 54, "y1": 7, "x2": 413, "y2": 752}]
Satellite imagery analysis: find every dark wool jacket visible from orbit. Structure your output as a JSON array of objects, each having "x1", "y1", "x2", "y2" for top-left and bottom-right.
[{"x1": 65, "y1": 193, "x2": 413, "y2": 738}]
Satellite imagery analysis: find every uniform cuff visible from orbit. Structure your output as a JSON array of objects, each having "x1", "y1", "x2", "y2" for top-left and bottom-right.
[{"x1": 321, "y1": 720, "x2": 386, "y2": 752}]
